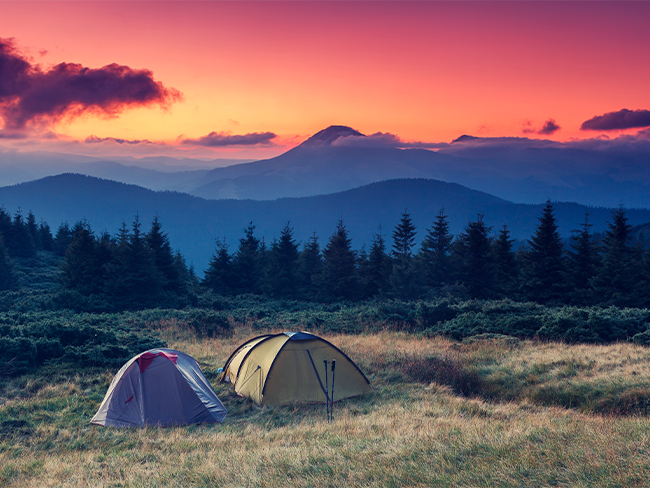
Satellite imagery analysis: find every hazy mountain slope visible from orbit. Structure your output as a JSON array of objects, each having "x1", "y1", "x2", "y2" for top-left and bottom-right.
[
  {"x1": 439, "y1": 141, "x2": 650, "y2": 208},
  {"x1": 191, "y1": 143, "x2": 484, "y2": 200},
  {"x1": 1, "y1": 174, "x2": 649, "y2": 272},
  {"x1": 189, "y1": 125, "x2": 650, "y2": 207},
  {"x1": 0, "y1": 150, "x2": 250, "y2": 190}
]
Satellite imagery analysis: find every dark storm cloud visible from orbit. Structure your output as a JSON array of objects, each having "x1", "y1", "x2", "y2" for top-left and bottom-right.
[
  {"x1": 0, "y1": 38, "x2": 181, "y2": 130},
  {"x1": 333, "y1": 132, "x2": 449, "y2": 149},
  {"x1": 581, "y1": 109, "x2": 650, "y2": 131},
  {"x1": 183, "y1": 131, "x2": 277, "y2": 147},
  {"x1": 85, "y1": 135, "x2": 155, "y2": 145},
  {"x1": 538, "y1": 119, "x2": 560, "y2": 135}
]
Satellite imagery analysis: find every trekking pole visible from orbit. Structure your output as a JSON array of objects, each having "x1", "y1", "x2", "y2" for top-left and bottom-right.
[
  {"x1": 331, "y1": 360, "x2": 336, "y2": 422},
  {"x1": 324, "y1": 360, "x2": 330, "y2": 422}
]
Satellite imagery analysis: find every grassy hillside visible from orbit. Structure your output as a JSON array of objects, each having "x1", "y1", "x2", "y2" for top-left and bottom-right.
[{"x1": 2, "y1": 326, "x2": 650, "y2": 487}]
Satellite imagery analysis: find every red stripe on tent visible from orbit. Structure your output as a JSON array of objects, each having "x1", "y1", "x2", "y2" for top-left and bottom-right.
[
  {"x1": 138, "y1": 351, "x2": 178, "y2": 373},
  {"x1": 125, "y1": 395, "x2": 134, "y2": 403},
  {"x1": 159, "y1": 351, "x2": 178, "y2": 365}
]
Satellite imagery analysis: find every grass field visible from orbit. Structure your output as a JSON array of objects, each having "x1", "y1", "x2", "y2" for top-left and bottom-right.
[{"x1": 2, "y1": 325, "x2": 650, "y2": 487}]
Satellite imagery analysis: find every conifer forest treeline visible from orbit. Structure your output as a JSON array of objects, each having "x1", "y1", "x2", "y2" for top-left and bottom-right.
[
  {"x1": 0, "y1": 201, "x2": 648, "y2": 309},
  {"x1": 2, "y1": 201, "x2": 650, "y2": 373}
]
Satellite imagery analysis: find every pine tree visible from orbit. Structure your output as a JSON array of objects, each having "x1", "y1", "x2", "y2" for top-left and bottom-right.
[
  {"x1": 356, "y1": 245, "x2": 371, "y2": 299},
  {"x1": 60, "y1": 221, "x2": 105, "y2": 295},
  {"x1": 0, "y1": 236, "x2": 16, "y2": 291},
  {"x1": 26, "y1": 211, "x2": 41, "y2": 251},
  {"x1": 566, "y1": 213, "x2": 600, "y2": 304},
  {"x1": 418, "y1": 209, "x2": 453, "y2": 289},
  {"x1": 455, "y1": 214, "x2": 494, "y2": 298},
  {"x1": 203, "y1": 238, "x2": 236, "y2": 295},
  {"x1": 233, "y1": 222, "x2": 261, "y2": 295},
  {"x1": 173, "y1": 251, "x2": 194, "y2": 292},
  {"x1": 522, "y1": 200, "x2": 565, "y2": 303},
  {"x1": 592, "y1": 206, "x2": 639, "y2": 306},
  {"x1": 390, "y1": 210, "x2": 418, "y2": 299},
  {"x1": 319, "y1": 219, "x2": 358, "y2": 301},
  {"x1": 363, "y1": 228, "x2": 389, "y2": 298},
  {"x1": 492, "y1": 224, "x2": 518, "y2": 297},
  {"x1": 38, "y1": 221, "x2": 54, "y2": 252},
  {"x1": 265, "y1": 222, "x2": 300, "y2": 298},
  {"x1": 0, "y1": 207, "x2": 11, "y2": 243},
  {"x1": 106, "y1": 216, "x2": 163, "y2": 309},
  {"x1": 7, "y1": 210, "x2": 36, "y2": 258},
  {"x1": 146, "y1": 216, "x2": 184, "y2": 294},
  {"x1": 298, "y1": 232, "x2": 323, "y2": 301},
  {"x1": 54, "y1": 222, "x2": 73, "y2": 256}
]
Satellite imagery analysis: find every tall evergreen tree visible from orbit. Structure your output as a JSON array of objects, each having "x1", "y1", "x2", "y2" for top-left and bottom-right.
[
  {"x1": 233, "y1": 222, "x2": 261, "y2": 295},
  {"x1": 264, "y1": 222, "x2": 300, "y2": 298},
  {"x1": 38, "y1": 221, "x2": 54, "y2": 252},
  {"x1": 60, "y1": 221, "x2": 105, "y2": 295},
  {"x1": 566, "y1": 213, "x2": 600, "y2": 304},
  {"x1": 298, "y1": 232, "x2": 323, "y2": 301},
  {"x1": 363, "y1": 228, "x2": 389, "y2": 298},
  {"x1": 106, "y1": 216, "x2": 163, "y2": 309},
  {"x1": 522, "y1": 200, "x2": 565, "y2": 303},
  {"x1": 54, "y1": 222, "x2": 73, "y2": 256},
  {"x1": 0, "y1": 236, "x2": 16, "y2": 291},
  {"x1": 173, "y1": 251, "x2": 194, "y2": 292},
  {"x1": 7, "y1": 210, "x2": 36, "y2": 258},
  {"x1": 492, "y1": 224, "x2": 518, "y2": 297},
  {"x1": 203, "y1": 238, "x2": 236, "y2": 295},
  {"x1": 0, "y1": 207, "x2": 11, "y2": 243},
  {"x1": 146, "y1": 216, "x2": 184, "y2": 294},
  {"x1": 419, "y1": 209, "x2": 453, "y2": 289},
  {"x1": 319, "y1": 219, "x2": 358, "y2": 301},
  {"x1": 26, "y1": 211, "x2": 41, "y2": 251},
  {"x1": 592, "y1": 206, "x2": 639, "y2": 306},
  {"x1": 454, "y1": 214, "x2": 494, "y2": 298},
  {"x1": 390, "y1": 210, "x2": 418, "y2": 299}
]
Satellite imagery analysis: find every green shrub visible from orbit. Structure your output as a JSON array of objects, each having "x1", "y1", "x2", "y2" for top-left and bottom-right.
[{"x1": 186, "y1": 309, "x2": 232, "y2": 338}]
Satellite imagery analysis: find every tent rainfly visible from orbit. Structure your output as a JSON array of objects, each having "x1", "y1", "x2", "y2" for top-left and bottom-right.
[
  {"x1": 221, "y1": 332, "x2": 371, "y2": 406},
  {"x1": 91, "y1": 348, "x2": 227, "y2": 427}
]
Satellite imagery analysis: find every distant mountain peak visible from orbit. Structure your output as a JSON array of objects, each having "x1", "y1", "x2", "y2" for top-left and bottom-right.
[
  {"x1": 451, "y1": 134, "x2": 479, "y2": 143},
  {"x1": 300, "y1": 125, "x2": 365, "y2": 147}
]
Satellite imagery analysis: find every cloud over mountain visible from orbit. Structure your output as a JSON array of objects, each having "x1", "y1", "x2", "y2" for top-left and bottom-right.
[
  {"x1": 182, "y1": 131, "x2": 276, "y2": 147},
  {"x1": 331, "y1": 131, "x2": 448, "y2": 149},
  {"x1": 85, "y1": 135, "x2": 156, "y2": 145},
  {"x1": 0, "y1": 38, "x2": 181, "y2": 130},
  {"x1": 581, "y1": 109, "x2": 650, "y2": 131}
]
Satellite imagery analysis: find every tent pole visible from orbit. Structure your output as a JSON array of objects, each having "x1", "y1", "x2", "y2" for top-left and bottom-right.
[
  {"x1": 331, "y1": 360, "x2": 336, "y2": 422},
  {"x1": 324, "y1": 360, "x2": 330, "y2": 422}
]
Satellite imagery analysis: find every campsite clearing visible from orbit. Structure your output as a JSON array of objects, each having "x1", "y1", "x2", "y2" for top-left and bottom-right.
[{"x1": 1, "y1": 328, "x2": 650, "y2": 487}]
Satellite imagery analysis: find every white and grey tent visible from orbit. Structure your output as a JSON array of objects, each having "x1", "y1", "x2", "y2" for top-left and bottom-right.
[{"x1": 91, "y1": 349, "x2": 227, "y2": 427}]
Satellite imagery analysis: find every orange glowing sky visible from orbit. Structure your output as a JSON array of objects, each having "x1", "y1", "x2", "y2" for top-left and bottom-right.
[{"x1": 1, "y1": 1, "x2": 650, "y2": 160}]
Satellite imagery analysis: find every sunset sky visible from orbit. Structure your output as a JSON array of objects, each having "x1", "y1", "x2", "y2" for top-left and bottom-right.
[{"x1": 1, "y1": 1, "x2": 650, "y2": 161}]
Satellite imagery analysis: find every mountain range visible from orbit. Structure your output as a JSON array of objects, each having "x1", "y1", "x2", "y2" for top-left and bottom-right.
[
  {"x1": 1, "y1": 174, "x2": 648, "y2": 272},
  {"x1": 3, "y1": 125, "x2": 649, "y2": 208}
]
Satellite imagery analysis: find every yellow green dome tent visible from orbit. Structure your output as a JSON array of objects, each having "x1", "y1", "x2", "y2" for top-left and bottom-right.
[{"x1": 221, "y1": 332, "x2": 371, "y2": 406}]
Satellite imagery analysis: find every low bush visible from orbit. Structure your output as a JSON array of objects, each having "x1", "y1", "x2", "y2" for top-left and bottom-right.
[
  {"x1": 0, "y1": 311, "x2": 165, "y2": 374},
  {"x1": 399, "y1": 353, "x2": 483, "y2": 397}
]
